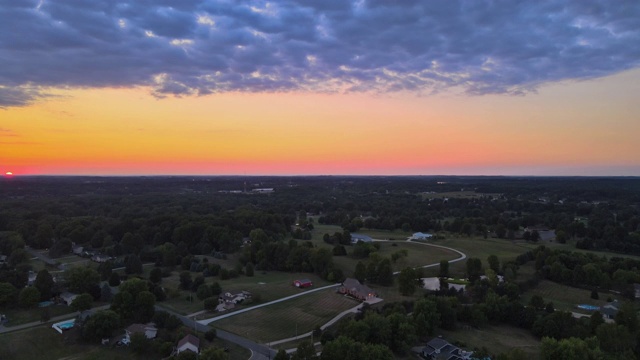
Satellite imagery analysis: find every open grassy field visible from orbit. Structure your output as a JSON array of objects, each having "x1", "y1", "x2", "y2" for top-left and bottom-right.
[
  {"x1": 214, "y1": 288, "x2": 359, "y2": 342},
  {"x1": 438, "y1": 324, "x2": 541, "y2": 358},
  {"x1": 160, "y1": 271, "x2": 333, "y2": 315},
  {"x1": 427, "y1": 236, "x2": 539, "y2": 276},
  {"x1": 521, "y1": 280, "x2": 609, "y2": 314},
  {"x1": 333, "y1": 241, "x2": 459, "y2": 277},
  {"x1": 0, "y1": 326, "x2": 250, "y2": 360},
  {"x1": 3, "y1": 305, "x2": 76, "y2": 327},
  {"x1": 0, "y1": 327, "x2": 132, "y2": 360}
]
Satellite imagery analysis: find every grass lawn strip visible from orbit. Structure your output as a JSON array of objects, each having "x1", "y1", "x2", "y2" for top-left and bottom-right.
[{"x1": 214, "y1": 289, "x2": 357, "y2": 342}]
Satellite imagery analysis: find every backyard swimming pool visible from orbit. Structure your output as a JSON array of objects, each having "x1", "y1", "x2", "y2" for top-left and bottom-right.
[
  {"x1": 52, "y1": 319, "x2": 75, "y2": 333},
  {"x1": 577, "y1": 304, "x2": 600, "y2": 311},
  {"x1": 38, "y1": 300, "x2": 54, "y2": 307}
]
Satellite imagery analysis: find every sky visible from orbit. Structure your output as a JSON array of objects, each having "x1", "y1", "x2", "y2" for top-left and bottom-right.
[{"x1": 1, "y1": 0, "x2": 640, "y2": 176}]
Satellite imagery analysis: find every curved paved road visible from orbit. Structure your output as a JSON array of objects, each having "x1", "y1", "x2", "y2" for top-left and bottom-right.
[{"x1": 371, "y1": 238, "x2": 467, "y2": 274}]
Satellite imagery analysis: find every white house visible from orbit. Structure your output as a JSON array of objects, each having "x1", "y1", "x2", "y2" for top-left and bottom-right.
[
  {"x1": 59, "y1": 292, "x2": 78, "y2": 306},
  {"x1": 177, "y1": 334, "x2": 200, "y2": 354},
  {"x1": 411, "y1": 232, "x2": 433, "y2": 240},
  {"x1": 125, "y1": 323, "x2": 157, "y2": 341}
]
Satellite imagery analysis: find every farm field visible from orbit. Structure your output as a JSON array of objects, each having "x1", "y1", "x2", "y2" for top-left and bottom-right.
[
  {"x1": 521, "y1": 280, "x2": 609, "y2": 314},
  {"x1": 214, "y1": 288, "x2": 359, "y2": 342},
  {"x1": 438, "y1": 324, "x2": 541, "y2": 358}
]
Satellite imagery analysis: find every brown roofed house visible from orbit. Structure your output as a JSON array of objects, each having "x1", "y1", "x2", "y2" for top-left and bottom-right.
[{"x1": 339, "y1": 278, "x2": 376, "y2": 301}]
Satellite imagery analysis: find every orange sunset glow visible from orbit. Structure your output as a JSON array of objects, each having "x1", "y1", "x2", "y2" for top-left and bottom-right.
[{"x1": 1, "y1": 1, "x2": 640, "y2": 176}]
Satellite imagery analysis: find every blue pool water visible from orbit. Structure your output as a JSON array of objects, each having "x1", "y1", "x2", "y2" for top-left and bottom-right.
[
  {"x1": 577, "y1": 304, "x2": 600, "y2": 311},
  {"x1": 39, "y1": 301, "x2": 54, "y2": 307},
  {"x1": 59, "y1": 321, "x2": 75, "y2": 330}
]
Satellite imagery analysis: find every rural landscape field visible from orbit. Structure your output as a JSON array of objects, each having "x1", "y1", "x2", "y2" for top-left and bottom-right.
[
  {"x1": 1, "y1": 176, "x2": 639, "y2": 360},
  {"x1": 2, "y1": 1, "x2": 640, "y2": 359}
]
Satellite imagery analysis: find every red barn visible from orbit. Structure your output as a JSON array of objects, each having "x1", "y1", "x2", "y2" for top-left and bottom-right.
[{"x1": 293, "y1": 279, "x2": 313, "y2": 288}]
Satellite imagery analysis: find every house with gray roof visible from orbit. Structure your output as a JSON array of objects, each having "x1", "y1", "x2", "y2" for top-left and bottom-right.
[
  {"x1": 339, "y1": 278, "x2": 376, "y2": 301},
  {"x1": 422, "y1": 337, "x2": 473, "y2": 360},
  {"x1": 350, "y1": 233, "x2": 373, "y2": 244}
]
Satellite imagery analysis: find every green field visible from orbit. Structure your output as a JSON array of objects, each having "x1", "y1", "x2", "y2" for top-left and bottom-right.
[
  {"x1": 438, "y1": 324, "x2": 541, "y2": 358},
  {"x1": 3, "y1": 305, "x2": 76, "y2": 327},
  {"x1": 214, "y1": 288, "x2": 359, "y2": 342},
  {"x1": 0, "y1": 327, "x2": 132, "y2": 360},
  {"x1": 426, "y1": 236, "x2": 539, "y2": 276},
  {"x1": 0, "y1": 326, "x2": 250, "y2": 360},
  {"x1": 160, "y1": 271, "x2": 333, "y2": 316},
  {"x1": 333, "y1": 241, "x2": 459, "y2": 277},
  {"x1": 521, "y1": 280, "x2": 609, "y2": 313}
]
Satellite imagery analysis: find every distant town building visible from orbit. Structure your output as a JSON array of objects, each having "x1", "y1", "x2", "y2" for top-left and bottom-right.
[
  {"x1": 411, "y1": 232, "x2": 433, "y2": 240},
  {"x1": 350, "y1": 233, "x2": 373, "y2": 244}
]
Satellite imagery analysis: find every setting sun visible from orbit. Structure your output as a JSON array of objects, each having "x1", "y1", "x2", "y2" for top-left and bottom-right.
[{"x1": 5, "y1": 172, "x2": 13, "y2": 176}]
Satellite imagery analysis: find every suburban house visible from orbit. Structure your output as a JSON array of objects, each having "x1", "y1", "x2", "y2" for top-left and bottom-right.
[
  {"x1": 601, "y1": 300, "x2": 621, "y2": 319},
  {"x1": 27, "y1": 271, "x2": 37, "y2": 286},
  {"x1": 350, "y1": 233, "x2": 373, "y2": 244},
  {"x1": 0, "y1": 255, "x2": 7, "y2": 266},
  {"x1": 422, "y1": 337, "x2": 473, "y2": 360},
  {"x1": 71, "y1": 243, "x2": 83, "y2": 255},
  {"x1": 339, "y1": 278, "x2": 377, "y2": 301},
  {"x1": 219, "y1": 291, "x2": 251, "y2": 305},
  {"x1": 634, "y1": 283, "x2": 640, "y2": 299},
  {"x1": 91, "y1": 254, "x2": 112, "y2": 263},
  {"x1": 251, "y1": 188, "x2": 274, "y2": 193},
  {"x1": 176, "y1": 334, "x2": 200, "y2": 354},
  {"x1": 293, "y1": 279, "x2": 313, "y2": 288},
  {"x1": 59, "y1": 292, "x2": 78, "y2": 306},
  {"x1": 411, "y1": 232, "x2": 433, "y2": 240},
  {"x1": 125, "y1": 323, "x2": 158, "y2": 340}
]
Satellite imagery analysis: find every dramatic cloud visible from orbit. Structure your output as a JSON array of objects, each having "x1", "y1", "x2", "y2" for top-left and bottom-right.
[{"x1": 1, "y1": 0, "x2": 639, "y2": 106}]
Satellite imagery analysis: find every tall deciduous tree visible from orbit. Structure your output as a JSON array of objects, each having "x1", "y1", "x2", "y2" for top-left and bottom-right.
[
  {"x1": 65, "y1": 267, "x2": 100, "y2": 294},
  {"x1": 18, "y1": 286, "x2": 40, "y2": 308},
  {"x1": 71, "y1": 293, "x2": 93, "y2": 312},
  {"x1": 81, "y1": 310, "x2": 120, "y2": 342},
  {"x1": 34, "y1": 269, "x2": 54, "y2": 301},
  {"x1": 398, "y1": 267, "x2": 417, "y2": 296},
  {"x1": 439, "y1": 260, "x2": 449, "y2": 278},
  {"x1": 413, "y1": 297, "x2": 440, "y2": 337}
]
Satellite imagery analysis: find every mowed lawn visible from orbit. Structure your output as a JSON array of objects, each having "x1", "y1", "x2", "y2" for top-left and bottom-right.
[
  {"x1": 333, "y1": 241, "x2": 459, "y2": 277},
  {"x1": 0, "y1": 326, "x2": 250, "y2": 360},
  {"x1": 429, "y1": 236, "x2": 539, "y2": 276},
  {"x1": 214, "y1": 289, "x2": 359, "y2": 342},
  {"x1": 438, "y1": 324, "x2": 541, "y2": 358},
  {"x1": 521, "y1": 280, "x2": 609, "y2": 313},
  {"x1": 0, "y1": 327, "x2": 132, "y2": 360},
  {"x1": 161, "y1": 271, "x2": 333, "y2": 315}
]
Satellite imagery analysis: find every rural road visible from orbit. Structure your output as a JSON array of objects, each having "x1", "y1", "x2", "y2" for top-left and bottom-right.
[
  {"x1": 157, "y1": 305, "x2": 276, "y2": 360},
  {"x1": 371, "y1": 238, "x2": 467, "y2": 275}
]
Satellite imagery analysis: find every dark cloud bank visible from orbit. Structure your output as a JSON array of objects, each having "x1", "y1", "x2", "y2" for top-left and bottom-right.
[{"x1": 1, "y1": 0, "x2": 639, "y2": 106}]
